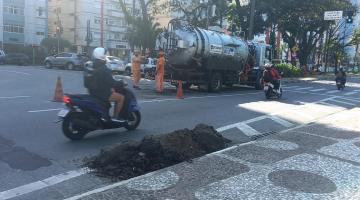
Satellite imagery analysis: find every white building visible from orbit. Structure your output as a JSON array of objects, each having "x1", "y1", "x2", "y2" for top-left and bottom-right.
[
  {"x1": 48, "y1": 0, "x2": 140, "y2": 58},
  {"x1": 0, "y1": 0, "x2": 47, "y2": 49},
  {"x1": 0, "y1": 0, "x2": 3, "y2": 49}
]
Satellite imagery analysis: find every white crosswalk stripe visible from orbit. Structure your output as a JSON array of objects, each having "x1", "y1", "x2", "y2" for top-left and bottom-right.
[
  {"x1": 326, "y1": 90, "x2": 340, "y2": 94},
  {"x1": 328, "y1": 99, "x2": 356, "y2": 106},
  {"x1": 344, "y1": 92, "x2": 358, "y2": 96},
  {"x1": 294, "y1": 87, "x2": 313, "y2": 90},
  {"x1": 282, "y1": 86, "x2": 300, "y2": 89},
  {"x1": 310, "y1": 89, "x2": 327, "y2": 92}
]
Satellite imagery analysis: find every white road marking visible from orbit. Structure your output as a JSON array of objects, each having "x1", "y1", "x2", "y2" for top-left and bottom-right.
[
  {"x1": 344, "y1": 91, "x2": 358, "y2": 96},
  {"x1": 216, "y1": 115, "x2": 267, "y2": 133},
  {"x1": 282, "y1": 86, "x2": 300, "y2": 89},
  {"x1": 269, "y1": 116, "x2": 294, "y2": 128},
  {"x1": 0, "y1": 70, "x2": 31, "y2": 76},
  {"x1": 236, "y1": 123, "x2": 261, "y2": 136},
  {"x1": 28, "y1": 108, "x2": 62, "y2": 113},
  {"x1": 294, "y1": 87, "x2": 313, "y2": 90},
  {"x1": 0, "y1": 96, "x2": 31, "y2": 99},
  {"x1": 338, "y1": 97, "x2": 360, "y2": 103},
  {"x1": 328, "y1": 99, "x2": 356, "y2": 106},
  {"x1": 29, "y1": 92, "x2": 262, "y2": 113},
  {"x1": 326, "y1": 90, "x2": 340, "y2": 94},
  {"x1": 0, "y1": 168, "x2": 89, "y2": 200},
  {"x1": 310, "y1": 88, "x2": 327, "y2": 92},
  {"x1": 139, "y1": 92, "x2": 262, "y2": 104},
  {"x1": 288, "y1": 90, "x2": 360, "y2": 101}
]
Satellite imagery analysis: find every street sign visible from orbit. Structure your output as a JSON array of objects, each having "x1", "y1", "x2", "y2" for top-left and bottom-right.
[{"x1": 324, "y1": 11, "x2": 343, "y2": 20}]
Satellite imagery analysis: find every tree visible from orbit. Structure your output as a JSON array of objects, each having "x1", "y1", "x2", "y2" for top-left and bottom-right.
[
  {"x1": 323, "y1": 20, "x2": 354, "y2": 71},
  {"x1": 228, "y1": 0, "x2": 269, "y2": 38},
  {"x1": 118, "y1": 0, "x2": 161, "y2": 53},
  {"x1": 350, "y1": 28, "x2": 360, "y2": 65},
  {"x1": 40, "y1": 37, "x2": 71, "y2": 54},
  {"x1": 262, "y1": 0, "x2": 353, "y2": 68},
  {"x1": 158, "y1": 0, "x2": 228, "y2": 28}
]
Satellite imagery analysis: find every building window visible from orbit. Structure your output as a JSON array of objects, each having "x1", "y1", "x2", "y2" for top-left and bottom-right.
[
  {"x1": 3, "y1": 5, "x2": 24, "y2": 15},
  {"x1": 37, "y1": 7, "x2": 45, "y2": 17},
  {"x1": 4, "y1": 24, "x2": 24, "y2": 33},
  {"x1": 94, "y1": 18, "x2": 101, "y2": 24},
  {"x1": 36, "y1": 32, "x2": 45, "y2": 36}
]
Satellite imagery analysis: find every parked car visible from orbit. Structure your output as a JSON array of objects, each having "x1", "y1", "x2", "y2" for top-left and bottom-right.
[
  {"x1": 124, "y1": 57, "x2": 157, "y2": 77},
  {"x1": 0, "y1": 53, "x2": 30, "y2": 65},
  {"x1": 106, "y1": 56, "x2": 126, "y2": 74},
  {"x1": 0, "y1": 50, "x2": 5, "y2": 64},
  {"x1": 44, "y1": 52, "x2": 87, "y2": 70}
]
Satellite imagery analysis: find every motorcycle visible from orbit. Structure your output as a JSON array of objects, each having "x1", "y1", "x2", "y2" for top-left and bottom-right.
[
  {"x1": 336, "y1": 78, "x2": 346, "y2": 90},
  {"x1": 264, "y1": 81, "x2": 282, "y2": 99},
  {"x1": 57, "y1": 80, "x2": 141, "y2": 140}
]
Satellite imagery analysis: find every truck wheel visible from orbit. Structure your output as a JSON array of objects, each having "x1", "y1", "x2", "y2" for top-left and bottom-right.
[
  {"x1": 225, "y1": 83, "x2": 234, "y2": 88},
  {"x1": 208, "y1": 73, "x2": 223, "y2": 92},
  {"x1": 255, "y1": 77, "x2": 264, "y2": 90}
]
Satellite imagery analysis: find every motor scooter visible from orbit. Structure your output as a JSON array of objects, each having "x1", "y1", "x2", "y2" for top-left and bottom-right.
[
  {"x1": 57, "y1": 80, "x2": 141, "y2": 140},
  {"x1": 264, "y1": 81, "x2": 282, "y2": 99}
]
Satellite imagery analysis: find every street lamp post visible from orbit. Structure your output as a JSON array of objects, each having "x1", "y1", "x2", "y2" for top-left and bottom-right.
[{"x1": 248, "y1": 0, "x2": 256, "y2": 40}]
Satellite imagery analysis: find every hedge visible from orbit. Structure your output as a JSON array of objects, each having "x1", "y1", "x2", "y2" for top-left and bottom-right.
[{"x1": 275, "y1": 63, "x2": 302, "y2": 77}]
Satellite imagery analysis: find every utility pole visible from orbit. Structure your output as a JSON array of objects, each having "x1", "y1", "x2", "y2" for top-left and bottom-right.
[
  {"x1": 100, "y1": 0, "x2": 104, "y2": 47},
  {"x1": 131, "y1": 0, "x2": 135, "y2": 52},
  {"x1": 85, "y1": 20, "x2": 93, "y2": 56},
  {"x1": 55, "y1": 7, "x2": 62, "y2": 54},
  {"x1": 248, "y1": 0, "x2": 256, "y2": 40}
]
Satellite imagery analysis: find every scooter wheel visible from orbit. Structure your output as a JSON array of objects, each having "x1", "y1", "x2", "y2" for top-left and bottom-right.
[
  {"x1": 124, "y1": 111, "x2": 141, "y2": 131},
  {"x1": 62, "y1": 113, "x2": 89, "y2": 140}
]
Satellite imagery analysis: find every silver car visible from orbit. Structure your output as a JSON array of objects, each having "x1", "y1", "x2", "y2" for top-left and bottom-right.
[
  {"x1": 106, "y1": 56, "x2": 125, "y2": 74},
  {"x1": 44, "y1": 52, "x2": 87, "y2": 70}
]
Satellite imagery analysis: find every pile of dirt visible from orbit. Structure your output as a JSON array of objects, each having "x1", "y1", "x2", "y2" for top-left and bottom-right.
[{"x1": 85, "y1": 124, "x2": 231, "y2": 181}]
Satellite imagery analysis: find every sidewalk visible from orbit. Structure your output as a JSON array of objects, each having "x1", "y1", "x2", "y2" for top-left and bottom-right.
[{"x1": 65, "y1": 107, "x2": 360, "y2": 200}]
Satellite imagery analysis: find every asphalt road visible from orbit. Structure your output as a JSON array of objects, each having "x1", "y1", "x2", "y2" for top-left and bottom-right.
[{"x1": 0, "y1": 65, "x2": 359, "y2": 200}]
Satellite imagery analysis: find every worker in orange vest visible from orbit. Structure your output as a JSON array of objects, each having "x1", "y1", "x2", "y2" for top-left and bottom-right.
[
  {"x1": 156, "y1": 50, "x2": 165, "y2": 93},
  {"x1": 132, "y1": 50, "x2": 142, "y2": 89}
]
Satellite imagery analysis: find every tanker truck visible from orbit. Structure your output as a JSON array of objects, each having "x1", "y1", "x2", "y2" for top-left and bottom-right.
[{"x1": 155, "y1": 21, "x2": 273, "y2": 92}]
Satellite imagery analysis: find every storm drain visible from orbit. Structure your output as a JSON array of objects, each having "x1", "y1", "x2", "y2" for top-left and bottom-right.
[{"x1": 250, "y1": 131, "x2": 279, "y2": 141}]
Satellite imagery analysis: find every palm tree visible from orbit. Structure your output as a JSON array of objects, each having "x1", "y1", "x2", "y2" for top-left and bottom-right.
[{"x1": 119, "y1": 0, "x2": 161, "y2": 53}]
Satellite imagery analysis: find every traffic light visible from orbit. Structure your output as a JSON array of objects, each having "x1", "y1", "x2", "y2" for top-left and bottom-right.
[{"x1": 346, "y1": 11, "x2": 354, "y2": 24}]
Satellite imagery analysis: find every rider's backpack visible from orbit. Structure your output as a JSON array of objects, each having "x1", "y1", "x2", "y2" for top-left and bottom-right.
[
  {"x1": 263, "y1": 70, "x2": 273, "y2": 82},
  {"x1": 83, "y1": 62, "x2": 98, "y2": 91}
]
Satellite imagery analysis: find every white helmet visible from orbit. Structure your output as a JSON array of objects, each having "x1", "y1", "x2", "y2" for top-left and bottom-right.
[
  {"x1": 264, "y1": 63, "x2": 272, "y2": 68},
  {"x1": 92, "y1": 47, "x2": 107, "y2": 61}
]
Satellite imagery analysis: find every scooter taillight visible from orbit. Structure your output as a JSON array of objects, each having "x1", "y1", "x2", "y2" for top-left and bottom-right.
[{"x1": 63, "y1": 96, "x2": 71, "y2": 104}]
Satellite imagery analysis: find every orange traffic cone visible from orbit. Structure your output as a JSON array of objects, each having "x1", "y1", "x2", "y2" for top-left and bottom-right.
[
  {"x1": 176, "y1": 80, "x2": 184, "y2": 99},
  {"x1": 53, "y1": 76, "x2": 64, "y2": 102}
]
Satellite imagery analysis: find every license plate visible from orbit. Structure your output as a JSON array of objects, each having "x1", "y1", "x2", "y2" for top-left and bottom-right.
[{"x1": 58, "y1": 109, "x2": 69, "y2": 117}]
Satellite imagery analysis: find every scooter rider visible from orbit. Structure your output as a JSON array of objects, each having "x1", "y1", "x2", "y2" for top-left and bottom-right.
[
  {"x1": 85, "y1": 47, "x2": 125, "y2": 120},
  {"x1": 336, "y1": 67, "x2": 347, "y2": 85},
  {"x1": 263, "y1": 63, "x2": 281, "y2": 93}
]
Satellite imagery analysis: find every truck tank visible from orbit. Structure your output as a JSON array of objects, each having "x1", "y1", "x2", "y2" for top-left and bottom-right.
[{"x1": 156, "y1": 26, "x2": 249, "y2": 71}]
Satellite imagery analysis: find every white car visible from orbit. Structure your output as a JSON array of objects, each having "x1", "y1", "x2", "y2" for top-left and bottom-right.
[
  {"x1": 106, "y1": 56, "x2": 126, "y2": 74},
  {"x1": 124, "y1": 58, "x2": 157, "y2": 77}
]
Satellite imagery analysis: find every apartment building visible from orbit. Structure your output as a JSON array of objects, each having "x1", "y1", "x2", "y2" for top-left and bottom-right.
[
  {"x1": 0, "y1": 0, "x2": 48, "y2": 49},
  {"x1": 48, "y1": 0, "x2": 139, "y2": 58}
]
